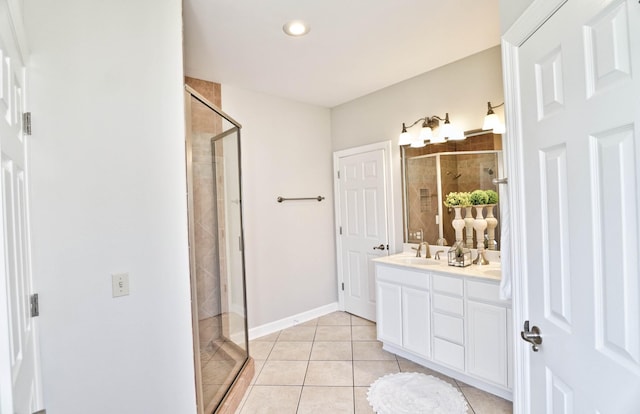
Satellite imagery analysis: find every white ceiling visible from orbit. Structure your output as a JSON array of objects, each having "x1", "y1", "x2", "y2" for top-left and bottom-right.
[{"x1": 183, "y1": 0, "x2": 501, "y2": 108}]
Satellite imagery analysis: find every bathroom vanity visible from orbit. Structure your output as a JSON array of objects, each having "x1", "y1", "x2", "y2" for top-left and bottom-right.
[{"x1": 373, "y1": 250, "x2": 512, "y2": 400}]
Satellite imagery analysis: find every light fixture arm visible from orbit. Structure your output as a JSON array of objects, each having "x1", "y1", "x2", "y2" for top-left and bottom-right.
[
  {"x1": 486, "y1": 102, "x2": 505, "y2": 115},
  {"x1": 402, "y1": 113, "x2": 449, "y2": 131}
]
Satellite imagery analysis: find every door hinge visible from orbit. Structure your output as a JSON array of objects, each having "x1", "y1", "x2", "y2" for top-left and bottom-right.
[
  {"x1": 30, "y1": 293, "x2": 40, "y2": 317},
  {"x1": 339, "y1": 226, "x2": 342, "y2": 235},
  {"x1": 337, "y1": 170, "x2": 340, "y2": 179},
  {"x1": 23, "y1": 112, "x2": 32, "y2": 135},
  {"x1": 341, "y1": 282, "x2": 344, "y2": 291}
]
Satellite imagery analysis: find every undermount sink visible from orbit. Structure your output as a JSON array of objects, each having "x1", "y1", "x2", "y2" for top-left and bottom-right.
[{"x1": 391, "y1": 257, "x2": 443, "y2": 266}]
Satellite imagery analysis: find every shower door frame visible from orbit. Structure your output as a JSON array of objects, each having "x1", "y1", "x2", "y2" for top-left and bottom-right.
[{"x1": 184, "y1": 85, "x2": 250, "y2": 414}]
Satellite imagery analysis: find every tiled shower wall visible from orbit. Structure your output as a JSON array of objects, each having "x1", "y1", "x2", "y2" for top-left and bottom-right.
[{"x1": 186, "y1": 77, "x2": 223, "y2": 320}]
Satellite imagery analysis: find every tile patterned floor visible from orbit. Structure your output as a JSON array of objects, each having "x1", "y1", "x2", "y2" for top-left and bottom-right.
[{"x1": 235, "y1": 311, "x2": 513, "y2": 413}]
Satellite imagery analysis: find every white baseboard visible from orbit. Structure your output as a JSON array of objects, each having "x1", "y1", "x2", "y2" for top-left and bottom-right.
[{"x1": 248, "y1": 302, "x2": 340, "y2": 341}]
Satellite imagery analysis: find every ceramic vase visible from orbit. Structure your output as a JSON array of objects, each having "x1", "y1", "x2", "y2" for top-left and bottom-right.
[
  {"x1": 485, "y1": 204, "x2": 498, "y2": 250},
  {"x1": 464, "y1": 206, "x2": 474, "y2": 247},
  {"x1": 473, "y1": 205, "x2": 487, "y2": 254},
  {"x1": 452, "y1": 207, "x2": 465, "y2": 244}
]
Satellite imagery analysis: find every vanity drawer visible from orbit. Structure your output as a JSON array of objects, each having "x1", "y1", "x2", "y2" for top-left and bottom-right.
[
  {"x1": 433, "y1": 337, "x2": 465, "y2": 371},
  {"x1": 376, "y1": 264, "x2": 429, "y2": 290},
  {"x1": 432, "y1": 274, "x2": 463, "y2": 296},
  {"x1": 433, "y1": 312, "x2": 464, "y2": 344},
  {"x1": 432, "y1": 293, "x2": 464, "y2": 316},
  {"x1": 467, "y1": 279, "x2": 502, "y2": 303}
]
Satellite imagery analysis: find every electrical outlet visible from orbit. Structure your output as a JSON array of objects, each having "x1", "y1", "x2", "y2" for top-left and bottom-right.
[{"x1": 112, "y1": 273, "x2": 130, "y2": 297}]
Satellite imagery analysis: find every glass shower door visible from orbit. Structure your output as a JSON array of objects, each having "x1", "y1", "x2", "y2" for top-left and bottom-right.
[{"x1": 185, "y1": 87, "x2": 248, "y2": 414}]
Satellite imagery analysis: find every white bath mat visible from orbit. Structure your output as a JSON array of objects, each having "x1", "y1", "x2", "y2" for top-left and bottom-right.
[{"x1": 367, "y1": 372, "x2": 468, "y2": 414}]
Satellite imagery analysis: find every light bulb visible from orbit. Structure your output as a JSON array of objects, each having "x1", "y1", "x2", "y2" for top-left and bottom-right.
[
  {"x1": 419, "y1": 126, "x2": 433, "y2": 141},
  {"x1": 440, "y1": 122, "x2": 453, "y2": 138},
  {"x1": 410, "y1": 134, "x2": 426, "y2": 148},
  {"x1": 483, "y1": 113, "x2": 499, "y2": 131}
]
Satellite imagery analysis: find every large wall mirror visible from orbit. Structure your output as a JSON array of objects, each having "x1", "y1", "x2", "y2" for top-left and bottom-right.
[{"x1": 402, "y1": 131, "x2": 503, "y2": 249}]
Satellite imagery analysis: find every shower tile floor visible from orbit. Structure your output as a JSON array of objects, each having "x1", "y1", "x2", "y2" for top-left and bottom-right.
[
  {"x1": 199, "y1": 315, "x2": 247, "y2": 411},
  {"x1": 235, "y1": 311, "x2": 512, "y2": 413}
]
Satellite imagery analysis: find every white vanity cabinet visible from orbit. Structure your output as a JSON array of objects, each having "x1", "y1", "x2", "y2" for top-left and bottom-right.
[
  {"x1": 375, "y1": 265, "x2": 431, "y2": 359},
  {"x1": 466, "y1": 279, "x2": 511, "y2": 388},
  {"x1": 374, "y1": 260, "x2": 512, "y2": 400}
]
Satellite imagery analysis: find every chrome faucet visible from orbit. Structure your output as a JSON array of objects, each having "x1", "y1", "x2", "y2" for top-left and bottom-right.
[
  {"x1": 411, "y1": 242, "x2": 431, "y2": 258},
  {"x1": 422, "y1": 242, "x2": 431, "y2": 258},
  {"x1": 434, "y1": 250, "x2": 445, "y2": 260},
  {"x1": 412, "y1": 242, "x2": 431, "y2": 259}
]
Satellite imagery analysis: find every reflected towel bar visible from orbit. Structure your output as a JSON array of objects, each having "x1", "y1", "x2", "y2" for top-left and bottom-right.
[
  {"x1": 492, "y1": 177, "x2": 508, "y2": 185},
  {"x1": 277, "y1": 196, "x2": 325, "y2": 203}
]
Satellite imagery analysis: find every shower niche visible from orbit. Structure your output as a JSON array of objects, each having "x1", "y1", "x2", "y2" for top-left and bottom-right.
[{"x1": 184, "y1": 84, "x2": 251, "y2": 414}]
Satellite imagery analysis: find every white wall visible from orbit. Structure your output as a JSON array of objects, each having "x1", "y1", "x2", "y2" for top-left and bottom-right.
[
  {"x1": 500, "y1": 0, "x2": 535, "y2": 33},
  {"x1": 331, "y1": 46, "x2": 504, "y2": 252},
  {"x1": 221, "y1": 85, "x2": 336, "y2": 329},
  {"x1": 25, "y1": 1, "x2": 196, "y2": 413}
]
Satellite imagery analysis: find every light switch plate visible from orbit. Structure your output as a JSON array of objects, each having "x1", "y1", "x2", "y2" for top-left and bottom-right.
[{"x1": 112, "y1": 273, "x2": 130, "y2": 297}]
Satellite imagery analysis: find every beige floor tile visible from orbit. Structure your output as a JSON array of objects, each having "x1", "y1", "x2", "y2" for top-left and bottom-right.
[
  {"x1": 460, "y1": 386, "x2": 513, "y2": 414},
  {"x1": 353, "y1": 360, "x2": 400, "y2": 386},
  {"x1": 278, "y1": 326, "x2": 317, "y2": 341},
  {"x1": 239, "y1": 385, "x2": 302, "y2": 414},
  {"x1": 354, "y1": 387, "x2": 375, "y2": 414},
  {"x1": 304, "y1": 361, "x2": 353, "y2": 386},
  {"x1": 315, "y1": 325, "x2": 352, "y2": 341},
  {"x1": 254, "y1": 360, "x2": 308, "y2": 385},
  {"x1": 350, "y1": 315, "x2": 375, "y2": 326},
  {"x1": 249, "y1": 341, "x2": 275, "y2": 360},
  {"x1": 396, "y1": 356, "x2": 459, "y2": 387},
  {"x1": 351, "y1": 325, "x2": 377, "y2": 341},
  {"x1": 297, "y1": 386, "x2": 354, "y2": 414},
  {"x1": 352, "y1": 341, "x2": 397, "y2": 361},
  {"x1": 253, "y1": 331, "x2": 281, "y2": 342},
  {"x1": 310, "y1": 341, "x2": 352, "y2": 361},
  {"x1": 268, "y1": 341, "x2": 313, "y2": 361},
  {"x1": 317, "y1": 311, "x2": 352, "y2": 325}
]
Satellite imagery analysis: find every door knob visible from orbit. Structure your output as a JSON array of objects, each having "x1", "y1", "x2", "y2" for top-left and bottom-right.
[
  {"x1": 373, "y1": 244, "x2": 386, "y2": 250},
  {"x1": 521, "y1": 320, "x2": 542, "y2": 352}
]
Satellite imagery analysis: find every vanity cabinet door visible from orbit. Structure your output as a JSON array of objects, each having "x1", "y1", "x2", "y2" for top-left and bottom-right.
[
  {"x1": 376, "y1": 281, "x2": 402, "y2": 346},
  {"x1": 466, "y1": 300, "x2": 508, "y2": 387},
  {"x1": 402, "y1": 286, "x2": 431, "y2": 359}
]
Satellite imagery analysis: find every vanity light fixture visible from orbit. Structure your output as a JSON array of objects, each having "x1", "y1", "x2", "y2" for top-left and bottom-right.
[
  {"x1": 483, "y1": 102, "x2": 505, "y2": 133},
  {"x1": 398, "y1": 113, "x2": 463, "y2": 147},
  {"x1": 283, "y1": 20, "x2": 310, "y2": 37}
]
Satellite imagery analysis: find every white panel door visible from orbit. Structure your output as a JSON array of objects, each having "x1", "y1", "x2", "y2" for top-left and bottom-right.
[
  {"x1": 518, "y1": 0, "x2": 640, "y2": 412},
  {"x1": 0, "y1": 1, "x2": 44, "y2": 413},
  {"x1": 337, "y1": 147, "x2": 389, "y2": 321}
]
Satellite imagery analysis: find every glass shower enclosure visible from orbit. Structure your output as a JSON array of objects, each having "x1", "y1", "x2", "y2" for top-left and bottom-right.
[{"x1": 184, "y1": 85, "x2": 249, "y2": 414}]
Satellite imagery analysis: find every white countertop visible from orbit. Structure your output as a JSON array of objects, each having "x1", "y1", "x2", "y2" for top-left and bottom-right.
[{"x1": 373, "y1": 251, "x2": 502, "y2": 281}]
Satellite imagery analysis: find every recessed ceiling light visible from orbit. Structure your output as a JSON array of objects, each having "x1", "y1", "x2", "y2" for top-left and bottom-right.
[{"x1": 283, "y1": 20, "x2": 310, "y2": 37}]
